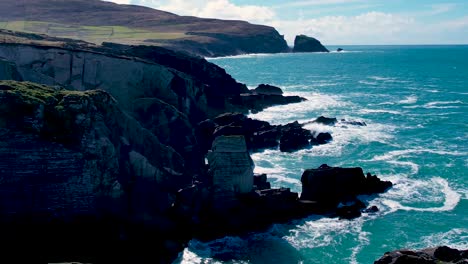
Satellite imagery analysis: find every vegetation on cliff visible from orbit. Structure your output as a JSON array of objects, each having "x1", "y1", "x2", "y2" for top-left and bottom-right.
[{"x1": 0, "y1": 0, "x2": 289, "y2": 57}]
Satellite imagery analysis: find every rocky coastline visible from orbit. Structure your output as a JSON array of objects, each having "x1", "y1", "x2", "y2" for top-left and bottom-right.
[{"x1": 1, "y1": 29, "x2": 454, "y2": 264}]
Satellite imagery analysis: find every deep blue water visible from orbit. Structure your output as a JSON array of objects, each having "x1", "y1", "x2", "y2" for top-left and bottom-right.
[{"x1": 176, "y1": 46, "x2": 468, "y2": 264}]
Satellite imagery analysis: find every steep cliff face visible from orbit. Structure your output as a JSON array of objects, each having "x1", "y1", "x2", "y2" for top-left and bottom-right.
[
  {"x1": 0, "y1": 30, "x2": 250, "y2": 120},
  {"x1": 0, "y1": 0, "x2": 289, "y2": 57},
  {"x1": 293, "y1": 35, "x2": 329, "y2": 53},
  {"x1": 0, "y1": 81, "x2": 187, "y2": 263},
  {"x1": 0, "y1": 57, "x2": 22, "y2": 81}
]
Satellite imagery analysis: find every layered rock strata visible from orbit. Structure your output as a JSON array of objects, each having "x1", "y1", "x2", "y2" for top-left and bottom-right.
[
  {"x1": 0, "y1": 81, "x2": 187, "y2": 263},
  {"x1": 207, "y1": 136, "x2": 254, "y2": 210}
]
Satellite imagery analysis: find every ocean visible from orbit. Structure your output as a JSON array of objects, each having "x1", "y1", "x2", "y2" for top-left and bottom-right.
[{"x1": 176, "y1": 45, "x2": 468, "y2": 264}]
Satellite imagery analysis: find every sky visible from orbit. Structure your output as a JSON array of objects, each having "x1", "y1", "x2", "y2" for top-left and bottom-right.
[{"x1": 107, "y1": 0, "x2": 468, "y2": 45}]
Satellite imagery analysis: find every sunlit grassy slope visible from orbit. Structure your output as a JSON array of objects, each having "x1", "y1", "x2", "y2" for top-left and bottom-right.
[{"x1": 0, "y1": 21, "x2": 186, "y2": 44}]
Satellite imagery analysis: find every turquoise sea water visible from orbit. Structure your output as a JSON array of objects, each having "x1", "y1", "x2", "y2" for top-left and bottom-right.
[{"x1": 177, "y1": 46, "x2": 468, "y2": 264}]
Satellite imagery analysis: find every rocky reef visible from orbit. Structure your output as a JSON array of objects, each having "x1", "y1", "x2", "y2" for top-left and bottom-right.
[
  {"x1": 375, "y1": 246, "x2": 468, "y2": 264},
  {"x1": 293, "y1": 35, "x2": 330, "y2": 53}
]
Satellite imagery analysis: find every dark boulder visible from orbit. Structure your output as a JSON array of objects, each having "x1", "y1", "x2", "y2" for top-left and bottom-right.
[
  {"x1": 279, "y1": 122, "x2": 313, "y2": 152},
  {"x1": 363, "y1": 206, "x2": 380, "y2": 213},
  {"x1": 254, "y1": 174, "x2": 271, "y2": 191},
  {"x1": 300, "y1": 164, "x2": 392, "y2": 207},
  {"x1": 337, "y1": 48, "x2": 344, "y2": 52},
  {"x1": 375, "y1": 247, "x2": 467, "y2": 264},
  {"x1": 313, "y1": 132, "x2": 333, "y2": 145},
  {"x1": 336, "y1": 199, "x2": 366, "y2": 220},
  {"x1": 254, "y1": 84, "x2": 283, "y2": 95},
  {"x1": 313, "y1": 116, "x2": 338, "y2": 126},
  {"x1": 364, "y1": 173, "x2": 393, "y2": 194},
  {"x1": 293, "y1": 35, "x2": 329, "y2": 53},
  {"x1": 434, "y1": 246, "x2": 462, "y2": 262},
  {"x1": 341, "y1": 119, "x2": 367, "y2": 126},
  {"x1": 251, "y1": 129, "x2": 280, "y2": 150}
]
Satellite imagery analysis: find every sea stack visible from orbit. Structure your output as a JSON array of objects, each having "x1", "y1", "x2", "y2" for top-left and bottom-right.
[{"x1": 293, "y1": 35, "x2": 329, "y2": 53}]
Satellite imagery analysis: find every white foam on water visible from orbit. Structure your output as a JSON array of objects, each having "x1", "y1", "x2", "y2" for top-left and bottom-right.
[
  {"x1": 412, "y1": 100, "x2": 466, "y2": 109},
  {"x1": 254, "y1": 165, "x2": 301, "y2": 187},
  {"x1": 206, "y1": 52, "x2": 285, "y2": 60},
  {"x1": 285, "y1": 217, "x2": 365, "y2": 249},
  {"x1": 359, "y1": 109, "x2": 404, "y2": 115},
  {"x1": 379, "y1": 177, "x2": 461, "y2": 213},
  {"x1": 301, "y1": 121, "x2": 396, "y2": 157},
  {"x1": 349, "y1": 230, "x2": 371, "y2": 264},
  {"x1": 370, "y1": 148, "x2": 467, "y2": 175},
  {"x1": 299, "y1": 121, "x2": 396, "y2": 157},
  {"x1": 368, "y1": 76, "x2": 394, "y2": 81},
  {"x1": 372, "y1": 148, "x2": 466, "y2": 162},
  {"x1": 330, "y1": 50, "x2": 364, "y2": 53},
  {"x1": 358, "y1": 80, "x2": 379, "y2": 86},
  {"x1": 248, "y1": 92, "x2": 348, "y2": 125},
  {"x1": 398, "y1": 95, "x2": 418, "y2": 104},
  {"x1": 407, "y1": 228, "x2": 468, "y2": 250}
]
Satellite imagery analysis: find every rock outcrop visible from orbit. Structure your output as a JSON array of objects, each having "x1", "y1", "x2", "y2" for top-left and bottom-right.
[
  {"x1": 254, "y1": 84, "x2": 284, "y2": 95},
  {"x1": 301, "y1": 164, "x2": 393, "y2": 217},
  {"x1": 207, "y1": 136, "x2": 255, "y2": 210},
  {"x1": 293, "y1": 35, "x2": 329, "y2": 53},
  {"x1": 0, "y1": 81, "x2": 187, "y2": 263},
  {"x1": 196, "y1": 113, "x2": 333, "y2": 155},
  {"x1": 375, "y1": 246, "x2": 468, "y2": 264}
]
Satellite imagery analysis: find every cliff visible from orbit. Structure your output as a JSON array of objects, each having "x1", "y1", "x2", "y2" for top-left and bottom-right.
[
  {"x1": 293, "y1": 35, "x2": 329, "y2": 53},
  {"x1": 0, "y1": 0, "x2": 289, "y2": 57},
  {"x1": 0, "y1": 81, "x2": 187, "y2": 263},
  {"x1": 0, "y1": 29, "x2": 392, "y2": 264}
]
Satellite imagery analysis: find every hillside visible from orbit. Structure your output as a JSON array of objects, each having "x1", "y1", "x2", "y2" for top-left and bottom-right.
[{"x1": 0, "y1": 0, "x2": 289, "y2": 57}]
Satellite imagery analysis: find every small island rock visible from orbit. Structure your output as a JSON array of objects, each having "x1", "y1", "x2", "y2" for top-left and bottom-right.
[{"x1": 293, "y1": 35, "x2": 329, "y2": 53}]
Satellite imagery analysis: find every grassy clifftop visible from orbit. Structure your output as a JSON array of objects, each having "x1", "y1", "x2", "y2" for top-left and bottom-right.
[{"x1": 0, "y1": 0, "x2": 288, "y2": 57}]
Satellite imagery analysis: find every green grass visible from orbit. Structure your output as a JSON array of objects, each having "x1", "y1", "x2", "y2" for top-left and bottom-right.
[{"x1": 0, "y1": 21, "x2": 187, "y2": 44}]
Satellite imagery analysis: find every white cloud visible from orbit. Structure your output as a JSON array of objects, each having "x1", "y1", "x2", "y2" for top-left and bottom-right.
[
  {"x1": 271, "y1": 12, "x2": 415, "y2": 45},
  {"x1": 274, "y1": 0, "x2": 366, "y2": 8},
  {"x1": 129, "y1": 0, "x2": 275, "y2": 24},
  {"x1": 105, "y1": 0, "x2": 131, "y2": 4}
]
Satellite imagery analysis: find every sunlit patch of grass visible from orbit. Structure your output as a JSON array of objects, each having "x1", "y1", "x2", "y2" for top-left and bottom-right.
[{"x1": 0, "y1": 21, "x2": 187, "y2": 44}]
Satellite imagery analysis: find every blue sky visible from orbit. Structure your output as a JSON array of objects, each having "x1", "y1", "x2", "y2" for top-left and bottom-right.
[{"x1": 109, "y1": 0, "x2": 468, "y2": 45}]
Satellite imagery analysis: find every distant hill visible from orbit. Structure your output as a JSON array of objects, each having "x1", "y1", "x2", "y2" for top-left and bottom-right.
[{"x1": 0, "y1": 0, "x2": 289, "y2": 57}]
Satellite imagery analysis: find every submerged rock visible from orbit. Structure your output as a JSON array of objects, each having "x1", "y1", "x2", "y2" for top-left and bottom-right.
[
  {"x1": 293, "y1": 35, "x2": 329, "y2": 53},
  {"x1": 313, "y1": 116, "x2": 338, "y2": 126}
]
